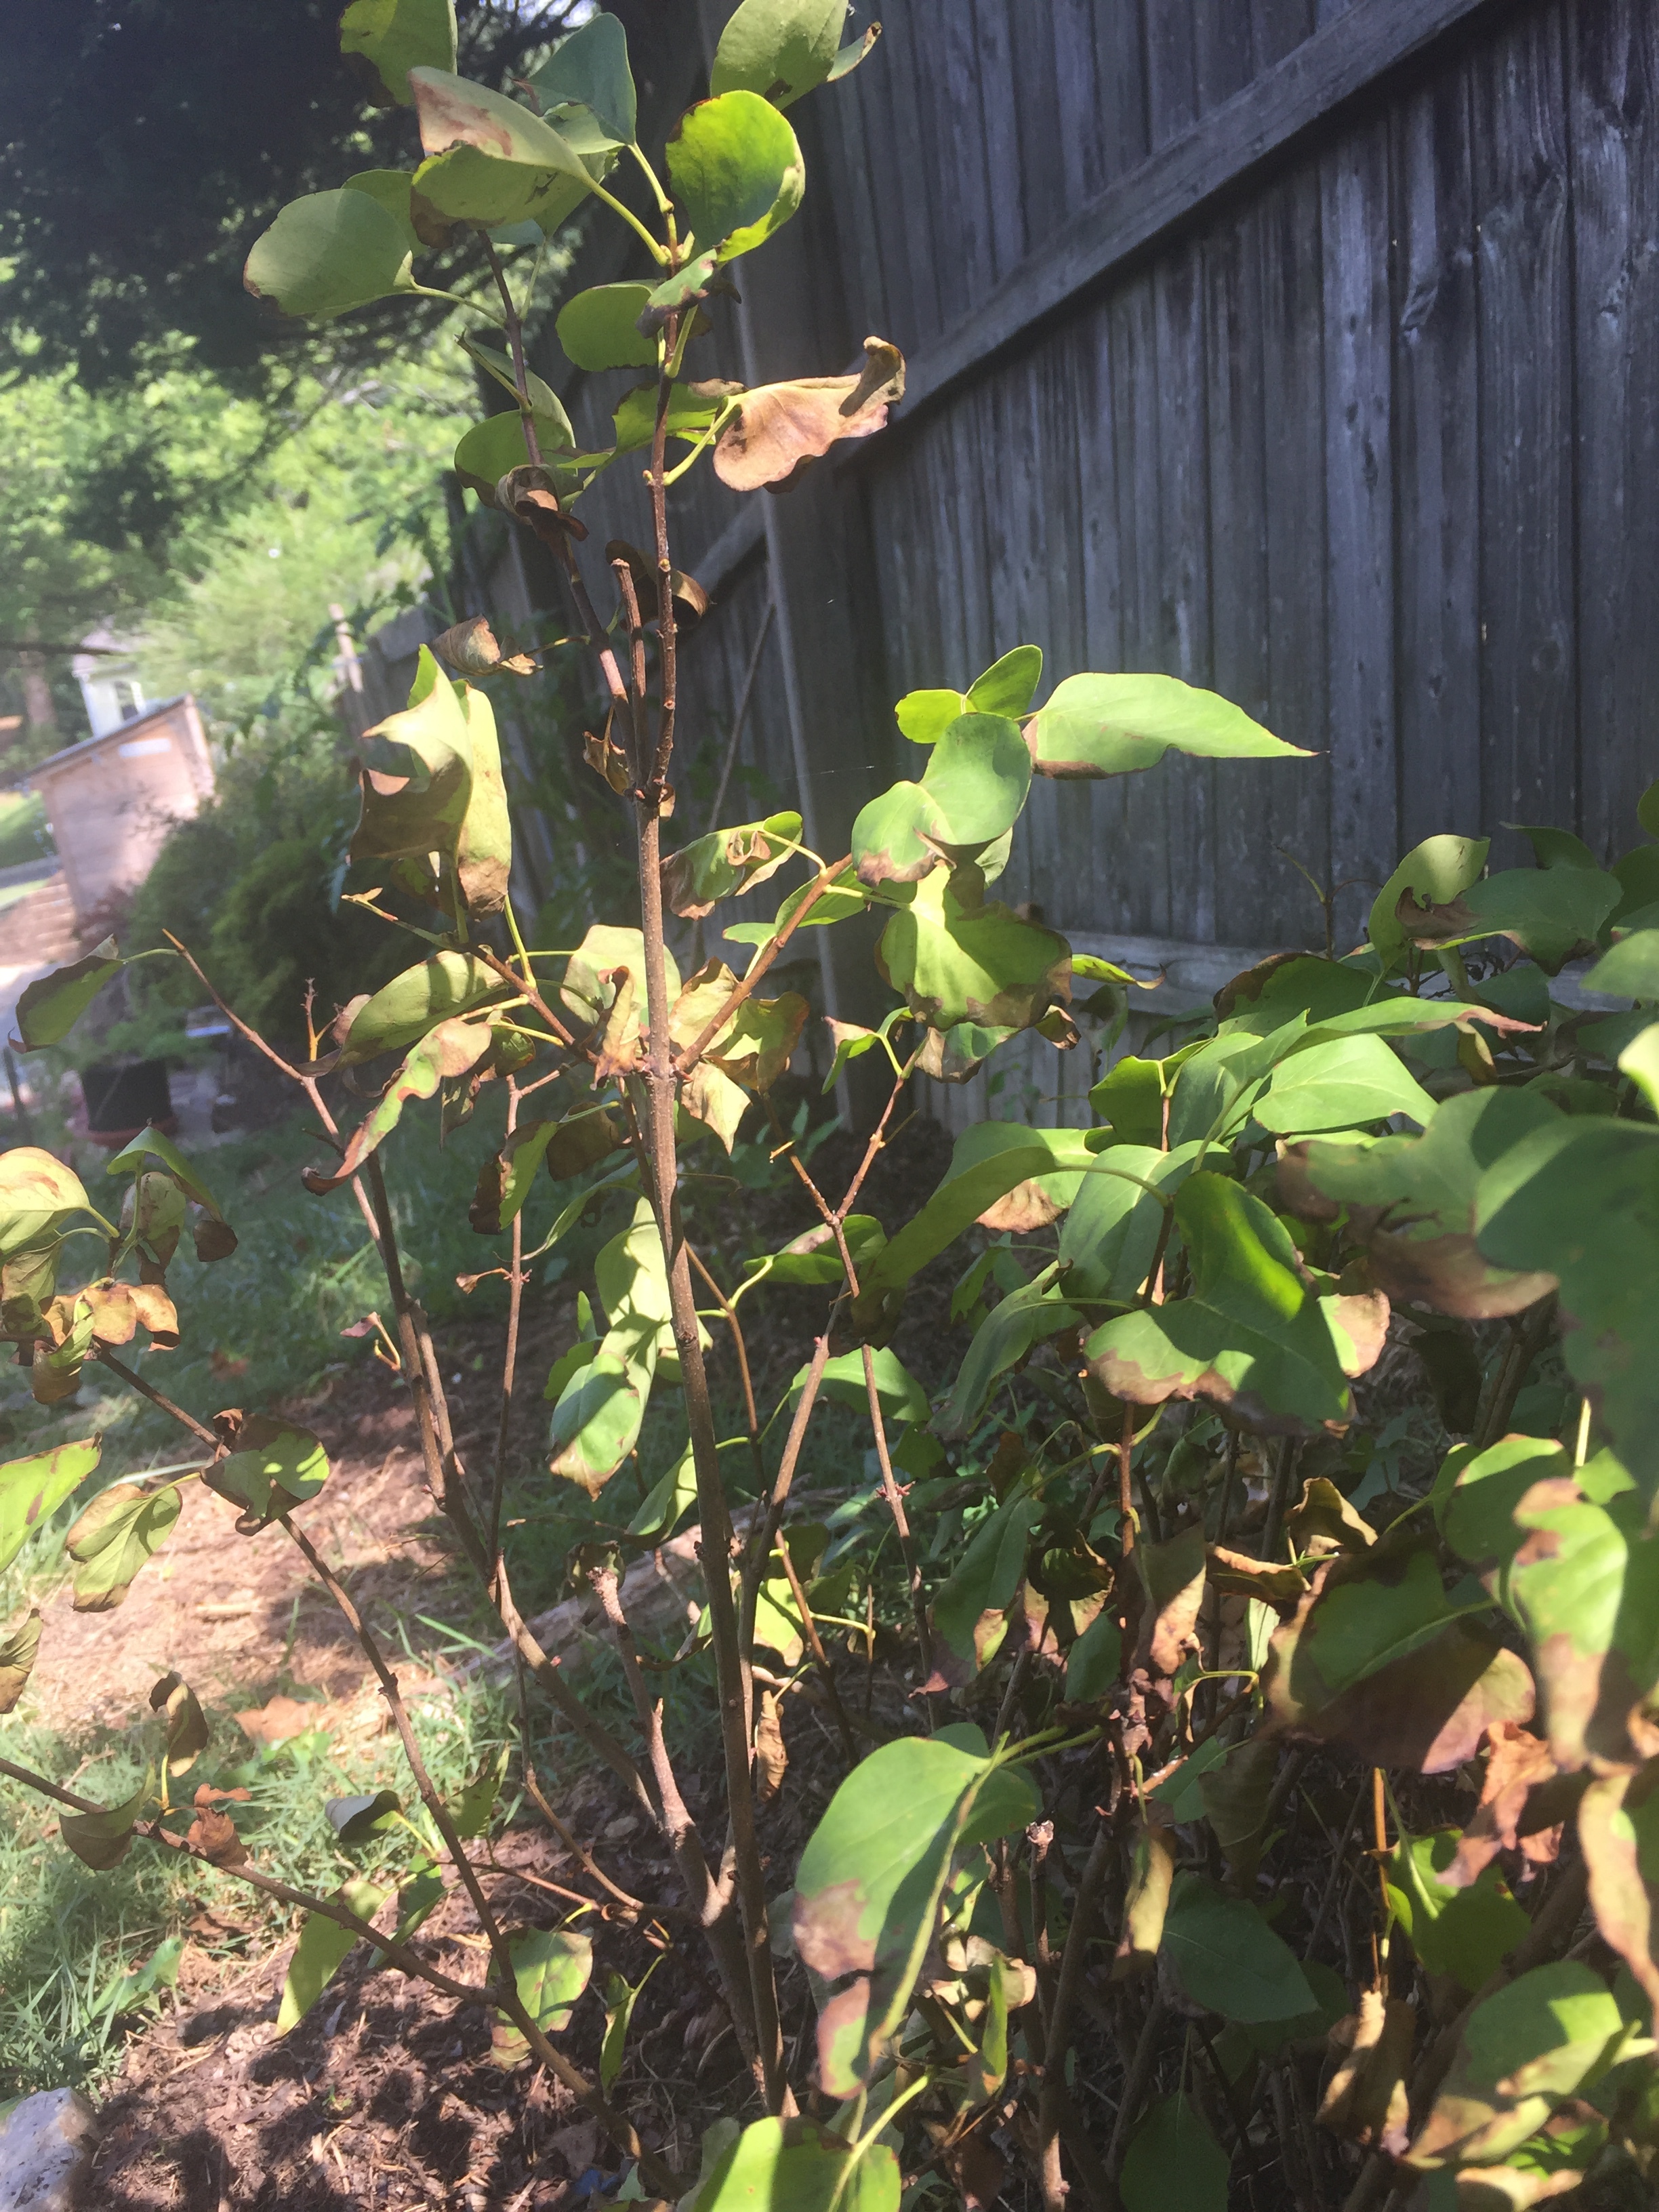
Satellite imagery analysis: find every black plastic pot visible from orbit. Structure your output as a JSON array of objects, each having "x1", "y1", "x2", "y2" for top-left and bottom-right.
[{"x1": 82, "y1": 1059, "x2": 174, "y2": 1143}]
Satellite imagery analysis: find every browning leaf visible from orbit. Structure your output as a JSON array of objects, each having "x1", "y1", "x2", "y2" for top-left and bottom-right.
[
  {"x1": 712, "y1": 336, "x2": 904, "y2": 492},
  {"x1": 1318, "y1": 1990, "x2": 1415, "y2": 2156}
]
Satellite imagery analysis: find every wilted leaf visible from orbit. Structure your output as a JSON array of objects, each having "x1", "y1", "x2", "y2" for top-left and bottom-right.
[
  {"x1": 277, "y1": 1882, "x2": 388, "y2": 2033},
  {"x1": 1286, "y1": 1475, "x2": 1376, "y2": 1559},
  {"x1": 710, "y1": 0, "x2": 849, "y2": 106},
  {"x1": 11, "y1": 939, "x2": 122, "y2": 1052},
  {"x1": 30, "y1": 1296, "x2": 96, "y2": 1404},
  {"x1": 1136, "y1": 1525, "x2": 1208, "y2": 1679},
  {"x1": 713, "y1": 337, "x2": 903, "y2": 491},
  {"x1": 490, "y1": 1927, "x2": 594, "y2": 2064},
  {"x1": 1444, "y1": 1722, "x2": 1571, "y2": 1889},
  {"x1": 1318, "y1": 1989, "x2": 1415, "y2": 2155},
  {"x1": 0, "y1": 1611, "x2": 41, "y2": 1713},
  {"x1": 409, "y1": 66, "x2": 600, "y2": 231},
  {"x1": 244, "y1": 189, "x2": 414, "y2": 319},
  {"x1": 705, "y1": 991, "x2": 808, "y2": 1090},
  {"x1": 792, "y1": 1732, "x2": 1038, "y2": 2095},
  {"x1": 1025, "y1": 672, "x2": 1310, "y2": 780},
  {"x1": 453, "y1": 410, "x2": 581, "y2": 504},
  {"x1": 336, "y1": 949, "x2": 507, "y2": 1069},
  {"x1": 1401, "y1": 865, "x2": 1621, "y2": 975},
  {"x1": 1113, "y1": 1798, "x2": 1177, "y2": 1977},
  {"x1": 350, "y1": 653, "x2": 475, "y2": 878},
  {"x1": 150, "y1": 1671, "x2": 209, "y2": 1776},
  {"x1": 0, "y1": 1435, "x2": 101, "y2": 1572},
  {"x1": 66, "y1": 1483, "x2": 182, "y2": 1612},
  {"x1": 0, "y1": 1148, "x2": 90, "y2": 1258},
  {"x1": 665, "y1": 91, "x2": 804, "y2": 264}
]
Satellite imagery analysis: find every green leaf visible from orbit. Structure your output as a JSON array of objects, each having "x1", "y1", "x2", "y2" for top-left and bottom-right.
[
  {"x1": 1120, "y1": 2093, "x2": 1229, "y2": 2212},
  {"x1": 1585, "y1": 926, "x2": 1659, "y2": 1002},
  {"x1": 1288, "y1": 1088, "x2": 1563, "y2": 1319},
  {"x1": 739, "y1": 1215, "x2": 886, "y2": 1294},
  {"x1": 1620, "y1": 1022, "x2": 1659, "y2": 1114},
  {"x1": 490, "y1": 1927, "x2": 593, "y2": 2064},
  {"x1": 1256, "y1": 1032, "x2": 1438, "y2": 1134},
  {"x1": 277, "y1": 1882, "x2": 388, "y2": 2032},
  {"x1": 523, "y1": 13, "x2": 636, "y2": 146},
  {"x1": 350, "y1": 653, "x2": 475, "y2": 872},
  {"x1": 968, "y1": 645, "x2": 1044, "y2": 719},
  {"x1": 662, "y1": 812, "x2": 802, "y2": 923},
  {"x1": 243, "y1": 189, "x2": 413, "y2": 319},
  {"x1": 555, "y1": 283, "x2": 657, "y2": 371},
  {"x1": 562, "y1": 924, "x2": 682, "y2": 1032},
  {"x1": 60, "y1": 1778, "x2": 152, "y2": 1872},
  {"x1": 666, "y1": 91, "x2": 804, "y2": 261},
  {"x1": 104, "y1": 1124, "x2": 231, "y2": 1236},
  {"x1": 206, "y1": 1416, "x2": 329, "y2": 1528},
  {"x1": 327, "y1": 1790, "x2": 401, "y2": 1845},
  {"x1": 920, "y1": 714, "x2": 1033, "y2": 846},
  {"x1": 451, "y1": 1748, "x2": 508, "y2": 1842},
  {"x1": 1475, "y1": 1118, "x2": 1659, "y2": 1496},
  {"x1": 792, "y1": 1732, "x2": 1040, "y2": 2093},
  {"x1": 150, "y1": 1671, "x2": 209, "y2": 1774},
  {"x1": 1368, "y1": 835, "x2": 1490, "y2": 972},
  {"x1": 336, "y1": 949, "x2": 508, "y2": 1068},
  {"x1": 929, "y1": 1489, "x2": 1040, "y2": 1684},
  {"x1": 341, "y1": 168, "x2": 425, "y2": 253},
  {"x1": 103, "y1": 1935, "x2": 186, "y2": 2018},
  {"x1": 782, "y1": 1347, "x2": 929, "y2": 1426},
  {"x1": 409, "y1": 68, "x2": 600, "y2": 235},
  {"x1": 304, "y1": 1017, "x2": 495, "y2": 1194},
  {"x1": 710, "y1": 0, "x2": 847, "y2": 107},
  {"x1": 1509, "y1": 824, "x2": 1600, "y2": 872},
  {"x1": 1086, "y1": 1174, "x2": 1370, "y2": 1430},
  {"x1": 549, "y1": 1354, "x2": 648, "y2": 1496},
  {"x1": 10, "y1": 938, "x2": 122, "y2": 1052},
  {"x1": 612, "y1": 376, "x2": 729, "y2": 455},
  {"x1": 935, "y1": 1272, "x2": 1081, "y2": 1441},
  {"x1": 687, "y1": 2118, "x2": 899, "y2": 2212},
  {"x1": 340, "y1": 0, "x2": 455, "y2": 104},
  {"x1": 1058, "y1": 1143, "x2": 1200, "y2": 1303},
  {"x1": 0, "y1": 1436, "x2": 100, "y2": 1574},
  {"x1": 1263, "y1": 1546, "x2": 1534, "y2": 1773},
  {"x1": 453, "y1": 408, "x2": 581, "y2": 504},
  {"x1": 0, "y1": 1149, "x2": 89, "y2": 1258},
  {"x1": 627, "y1": 1441, "x2": 697, "y2": 1544},
  {"x1": 64, "y1": 1482, "x2": 180, "y2": 1612},
  {"x1": 600, "y1": 1957, "x2": 660, "y2": 2095},
  {"x1": 876, "y1": 863, "x2": 1070, "y2": 1034},
  {"x1": 1406, "y1": 1963, "x2": 1629, "y2": 2171},
  {"x1": 0, "y1": 1611, "x2": 41, "y2": 1714},
  {"x1": 1025, "y1": 672, "x2": 1310, "y2": 779},
  {"x1": 1160, "y1": 1872, "x2": 1316, "y2": 2022},
  {"x1": 1064, "y1": 1606, "x2": 1122, "y2": 1702},
  {"x1": 1388, "y1": 1828, "x2": 1530, "y2": 1992}
]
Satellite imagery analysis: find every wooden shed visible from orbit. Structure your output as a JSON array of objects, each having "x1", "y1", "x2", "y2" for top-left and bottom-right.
[{"x1": 30, "y1": 695, "x2": 215, "y2": 933}]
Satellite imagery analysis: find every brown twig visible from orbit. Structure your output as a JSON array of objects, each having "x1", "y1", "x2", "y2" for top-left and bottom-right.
[
  {"x1": 672, "y1": 858, "x2": 851, "y2": 1081},
  {"x1": 91, "y1": 1346, "x2": 219, "y2": 1449}
]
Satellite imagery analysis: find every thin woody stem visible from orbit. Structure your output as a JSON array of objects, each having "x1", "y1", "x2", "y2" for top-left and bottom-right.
[
  {"x1": 673, "y1": 859, "x2": 851, "y2": 1080},
  {"x1": 770, "y1": 1533, "x2": 858, "y2": 1764},
  {"x1": 688, "y1": 1244, "x2": 766, "y2": 1495},
  {"x1": 488, "y1": 1075, "x2": 526, "y2": 1565},
  {"x1": 91, "y1": 1346, "x2": 219, "y2": 1449}
]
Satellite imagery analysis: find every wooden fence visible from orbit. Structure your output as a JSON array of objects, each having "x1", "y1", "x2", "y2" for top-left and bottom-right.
[{"x1": 464, "y1": 0, "x2": 1659, "y2": 1122}]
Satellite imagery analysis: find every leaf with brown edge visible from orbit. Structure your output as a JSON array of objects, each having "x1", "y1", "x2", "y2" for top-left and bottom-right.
[
  {"x1": 66, "y1": 1481, "x2": 182, "y2": 1611},
  {"x1": 712, "y1": 337, "x2": 904, "y2": 492},
  {"x1": 1263, "y1": 1547, "x2": 1535, "y2": 1773},
  {"x1": 705, "y1": 991, "x2": 809, "y2": 1091},
  {"x1": 1134, "y1": 1525, "x2": 1207, "y2": 1679},
  {"x1": 61, "y1": 1778, "x2": 152, "y2": 1871},
  {"x1": 1206, "y1": 1546, "x2": 1310, "y2": 1606},
  {"x1": 661, "y1": 811, "x2": 802, "y2": 919},
  {"x1": 590, "y1": 969, "x2": 639, "y2": 1086},
  {"x1": 205, "y1": 1415, "x2": 329, "y2": 1530},
  {"x1": 150, "y1": 1671, "x2": 209, "y2": 1775},
  {"x1": 0, "y1": 1611, "x2": 41, "y2": 1713},
  {"x1": 1285, "y1": 1475, "x2": 1376, "y2": 1559},
  {"x1": 0, "y1": 1435, "x2": 100, "y2": 1572},
  {"x1": 303, "y1": 1017, "x2": 496, "y2": 1195},
  {"x1": 877, "y1": 862, "x2": 1071, "y2": 1037},
  {"x1": 431, "y1": 615, "x2": 535, "y2": 678},
  {"x1": 1113, "y1": 1797, "x2": 1177, "y2": 1980},
  {"x1": 1317, "y1": 1989, "x2": 1415, "y2": 2156},
  {"x1": 1580, "y1": 1760, "x2": 1659, "y2": 2026},
  {"x1": 1284, "y1": 1088, "x2": 1563, "y2": 1320},
  {"x1": 1503, "y1": 1477, "x2": 1659, "y2": 1774},
  {"x1": 1443, "y1": 1723, "x2": 1575, "y2": 1891},
  {"x1": 11, "y1": 937, "x2": 123, "y2": 1052},
  {"x1": 681, "y1": 1063, "x2": 749, "y2": 1153}
]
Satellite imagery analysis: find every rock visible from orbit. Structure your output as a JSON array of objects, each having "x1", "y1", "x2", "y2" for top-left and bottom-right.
[{"x1": 0, "y1": 2088, "x2": 99, "y2": 2211}]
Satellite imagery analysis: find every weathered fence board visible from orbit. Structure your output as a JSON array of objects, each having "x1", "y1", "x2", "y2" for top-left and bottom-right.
[{"x1": 470, "y1": 0, "x2": 1659, "y2": 1116}]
